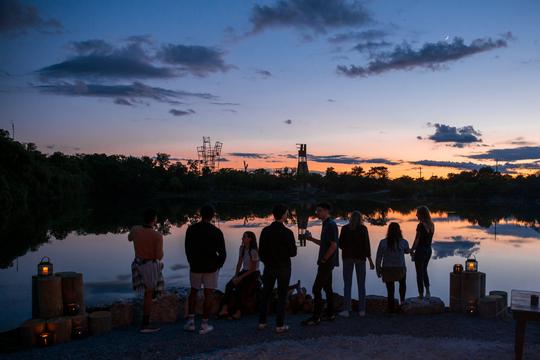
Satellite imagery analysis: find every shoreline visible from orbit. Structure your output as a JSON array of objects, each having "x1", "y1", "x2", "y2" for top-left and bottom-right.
[{"x1": 2, "y1": 312, "x2": 540, "y2": 360}]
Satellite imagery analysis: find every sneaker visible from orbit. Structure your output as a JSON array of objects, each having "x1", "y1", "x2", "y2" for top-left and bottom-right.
[
  {"x1": 257, "y1": 323, "x2": 267, "y2": 331},
  {"x1": 321, "y1": 314, "x2": 336, "y2": 322},
  {"x1": 199, "y1": 323, "x2": 214, "y2": 335},
  {"x1": 139, "y1": 324, "x2": 160, "y2": 333},
  {"x1": 301, "y1": 316, "x2": 321, "y2": 326},
  {"x1": 183, "y1": 321, "x2": 195, "y2": 332},
  {"x1": 275, "y1": 325, "x2": 289, "y2": 333},
  {"x1": 358, "y1": 310, "x2": 366, "y2": 317},
  {"x1": 338, "y1": 310, "x2": 350, "y2": 318}
]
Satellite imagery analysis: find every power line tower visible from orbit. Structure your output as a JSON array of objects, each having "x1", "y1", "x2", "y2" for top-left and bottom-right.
[
  {"x1": 412, "y1": 166, "x2": 423, "y2": 179},
  {"x1": 197, "y1": 136, "x2": 223, "y2": 172},
  {"x1": 296, "y1": 143, "x2": 309, "y2": 176}
]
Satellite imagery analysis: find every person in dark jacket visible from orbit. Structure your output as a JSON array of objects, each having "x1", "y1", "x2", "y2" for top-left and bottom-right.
[
  {"x1": 338, "y1": 211, "x2": 375, "y2": 318},
  {"x1": 411, "y1": 205, "x2": 435, "y2": 300},
  {"x1": 184, "y1": 204, "x2": 226, "y2": 335},
  {"x1": 258, "y1": 204, "x2": 297, "y2": 333},
  {"x1": 302, "y1": 202, "x2": 339, "y2": 326}
]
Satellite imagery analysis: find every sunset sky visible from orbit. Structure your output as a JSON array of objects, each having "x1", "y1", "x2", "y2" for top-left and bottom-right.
[{"x1": 1, "y1": 0, "x2": 539, "y2": 177}]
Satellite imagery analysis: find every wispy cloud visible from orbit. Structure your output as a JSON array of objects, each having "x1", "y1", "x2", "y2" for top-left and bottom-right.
[
  {"x1": 328, "y1": 29, "x2": 388, "y2": 44},
  {"x1": 337, "y1": 36, "x2": 507, "y2": 77},
  {"x1": 249, "y1": 0, "x2": 371, "y2": 34},
  {"x1": 228, "y1": 152, "x2": 272, "y2": 159},
  {"x1": 0, "y1": 0, "x2": 63, "y2": 36},
  {"x1": 34, "y1": 80, "x2": 217, "y2": 105},
  {"x1": 255, "y1": 69, "x2": 273, "y2": 78}
]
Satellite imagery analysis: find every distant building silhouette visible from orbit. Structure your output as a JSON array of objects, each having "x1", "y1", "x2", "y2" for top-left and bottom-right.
[{"x1": 296, "y1": 144, "x2": 309, "y2": 176}]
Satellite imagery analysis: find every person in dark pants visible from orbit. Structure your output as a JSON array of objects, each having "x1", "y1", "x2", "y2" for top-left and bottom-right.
[
  {"x1": 376, "y1": 222, "x2": 410, "y2": 313},
  {"x1": 258, "y1": 204, "x2": 297, "y2": 333},
  {"x1": 302, "y1": 202, "x2": 339, "y2": 326},
  {"x1": 184, "y1": 204, "x2": 226, "y2": 335},
  {"x1": 219, "y1": 231, "x2": 260, "y2": 320},
  {"x1": 411, "y1": 205, "x2": 434, "y2": 300}
]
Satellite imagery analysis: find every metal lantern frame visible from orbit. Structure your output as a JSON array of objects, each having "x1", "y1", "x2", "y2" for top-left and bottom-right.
[
  {"x1": 37, "y1": 256, "x2": 53, "y2": 277},
  {"x1": 465, "y1": 255, "x2": 478, "y2": 272},
  {"x1": 453, "y1": 264, "x2": 463, "y2": 273}
]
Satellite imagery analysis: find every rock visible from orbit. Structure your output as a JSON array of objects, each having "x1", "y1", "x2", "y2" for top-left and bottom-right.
[
  {"x1": 150, "y1": 292, "x2": 181, "y2": 323},
  {"x1": 401, "y1": 297, "x2": 445, "y2": 315},
  {"x1": 366, "y1": 295, "x2": 397, "y2": 313},
  {"x1": 288, "y1": 292, "x2": 306, "y2": 314},
  {"x1": 110, "y1": 302, "x2": 134, "y2": 328}
]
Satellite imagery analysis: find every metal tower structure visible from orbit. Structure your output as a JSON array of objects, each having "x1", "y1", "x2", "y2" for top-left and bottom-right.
[
  {"x1": 296, "y1": 143, "x2": 309, "y2": 176},
  {"x1": 197, "y1": 137, "x2": 223, "y2": 172}
]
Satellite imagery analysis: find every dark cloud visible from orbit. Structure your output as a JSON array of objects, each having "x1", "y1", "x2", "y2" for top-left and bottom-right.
[
  {"x1": 228, "y1": 152, "x2": 271, "y2": 159},
  {"x1": 328, "y1": 29, "x2": 388, "y2": 44},
  {"x1": 327, "y1": 98, "x2": 336, "y2": 102},
  {"x1": 256, "y1": 69, "x2": 273, "y2": 77},
  {"x1": 337, "y1": 36, "x2": 507, "y2": 77},
  {"x1": 170, "y1": 108, "x2": 195, "y2": 117},
  {"x1": 284, "y1": 119, "x2": 292, "y2": 125},
  {"x1": 307, "y1": 154, "x2": 399, "y2": 165},
  {"x1": 467, "y1": 146, "x2": 540, "y2": 161},
  {"x1": 0, "y1": 0, "x2": 63, "y2": 35},
  {"x1": 223, "y1": 109, "x2": 238, "y2": 113},
  {"x1": 34, "y1": 80, "x2": 217, "y2": 105},
  {"x1": 156, "y1": 44, "x2": 232, "y2": 76},
  {"x1": 38, "y1": 40, "x2": 175, "y2": 80},
  {"x1": 250, "y1": 0, "x2": 371, "y2": 34},
  {"x1": 113, "y1": 98, "x2": 132, "y2": 106},
  {"x1": 361, "y1": 158, "x2": 401, "y2": 165},
  {"x1": 426, "y1": 123, "x2": 482, "y2": 146},
  {"x1": 509, "y1": 137, "x2": 535, "y2": 146}
]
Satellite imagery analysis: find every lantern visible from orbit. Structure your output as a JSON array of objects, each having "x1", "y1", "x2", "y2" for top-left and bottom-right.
[
  {"x1": 66, "y1": 303, "x2": 80, "y2": 316},
  {"x1": 466, "y1": 301, "x2": 478, "y2": 316},
  {"x1": 72, "y1": 326, "x2": 85, "y2": 339},
  {"x1": 465, "y1": 256, "x2": 478, "y2": 272},
  {"x1": 38, "y1": 331, "x2": 54, "y2": 347},
  {"x1": 37, "y1": 256, "x2": 53, "y2": 276},
  {"x1": 453, "y1": 264, "x2": 463, "y2": 274}
]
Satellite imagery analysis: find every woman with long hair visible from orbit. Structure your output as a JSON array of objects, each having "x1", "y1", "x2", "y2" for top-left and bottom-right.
[
  {"x1": 218, "y1": 231, "x2": 260, "y2": 319},
  {"x1": 411, "y1": 206, "x2": 435, "y2": 299},
  {"x1": 375, "y1": 222, "x2": 410, "y2": 313},
  {"x1": 338, "y1": 211, "x2": 375, "y2": 317}
]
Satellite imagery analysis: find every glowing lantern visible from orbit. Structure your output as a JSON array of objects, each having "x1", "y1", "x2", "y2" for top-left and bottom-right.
[
  {"x1": 466, "y1": 301, "x2": 478, "y2": 316},
  {"x1": 37, "y1": 256, "x2": 53, "y2": 276},
  {"x1": 72, "y1": 326, "x2": 85, "y2": 339},
  {"x1": 38, "y1": 331, "x2": 54, "y2": 347},
  {"x1": 453, "y1": 264, "x2": 463, "y2": 274},
  {"x1": 66, "y1": 303, "x2": 80, "y2": 316},
  {"x1": 465, "y1": 256, "x2": 478, "y2": 272}
]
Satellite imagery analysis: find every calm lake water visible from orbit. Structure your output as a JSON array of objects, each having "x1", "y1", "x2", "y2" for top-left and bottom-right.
[{"x1": 1, "y1": 203, "x2": 539, "y2": 331}]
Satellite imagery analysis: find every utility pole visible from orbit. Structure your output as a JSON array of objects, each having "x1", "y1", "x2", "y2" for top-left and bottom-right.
[{"x1": 11, "y1": 122, "x2": 15, "y2": 140}]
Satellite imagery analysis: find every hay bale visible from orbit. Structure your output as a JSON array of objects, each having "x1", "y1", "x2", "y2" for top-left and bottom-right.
[
  {"x1": 110, "y1": 302, "x2": 134, "y2": 328},
  {"x1": 489, "y1": 291, "x2": 508, "y2": 308},
  {"x1": 19, "y1": 319, "x2": 47, "y2": 347},
  {"x1": 32, "y1": 275, "x2": 63, "y2": 319},
  {"x1": 46, "y1": 317, "x2": 72, "y2": 343},
  {"x1": 478, "y1": 295, "x2": 506, "y2": 319},
  {"x1": 88, "y1": 311, "x2": 112, "y2": 336},
  {"x1": 151, "y1": 292, "x2": 181, "y2": 323}
]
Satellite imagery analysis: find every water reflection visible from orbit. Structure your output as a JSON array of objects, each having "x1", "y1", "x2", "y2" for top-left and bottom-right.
[{"x1": 1, "y1": 201, "x2": 540, "y2": 331}]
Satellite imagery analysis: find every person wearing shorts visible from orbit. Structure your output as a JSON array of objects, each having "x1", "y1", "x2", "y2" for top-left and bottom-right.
[{"x1": 184, "y1": 204, "x2": 226, "y2": 334}]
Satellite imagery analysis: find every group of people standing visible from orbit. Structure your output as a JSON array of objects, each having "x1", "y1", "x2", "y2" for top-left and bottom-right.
[{"x1": 128, "y1": 203, "x2": 435, "y2": 334}]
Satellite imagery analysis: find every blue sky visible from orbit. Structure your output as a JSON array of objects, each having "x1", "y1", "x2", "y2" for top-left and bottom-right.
[{"x1": 1, "y1": 0, "x2": 539, "y2": 176}]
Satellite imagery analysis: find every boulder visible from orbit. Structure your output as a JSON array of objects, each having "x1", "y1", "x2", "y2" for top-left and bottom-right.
[
  {"x1": 366, "y1": 295, "x2": 397, "y2": 313},
  {"x1": 182, "y1": 290, "x2": 223, "y2": 318},
  {"x1": 401, "y1": 297, "x2": 445, "y2": 315}
]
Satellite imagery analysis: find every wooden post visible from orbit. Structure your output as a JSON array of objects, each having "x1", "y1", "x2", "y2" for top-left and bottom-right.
[
  {"x1": 89, "y1": 311, "x2": 112, "y2": 336},
  {"x1": 56, "y1": 272, "x2": 85, "y2": 314},
  {"x1": 46, "y1": 317, "x2": 72, "y2": 343},
  {"x1": 19, "y1": 319, "x2": 47, "y2": 347},
  {"x1": 32, "y1": 275, "x2": 63, "y2": 319},
  {"x1": 449, "y1": 272, "x2": 462, "y2": 312},
  {"x1": 460, "y1": 272, "x2": 485, "y2": 311}
]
